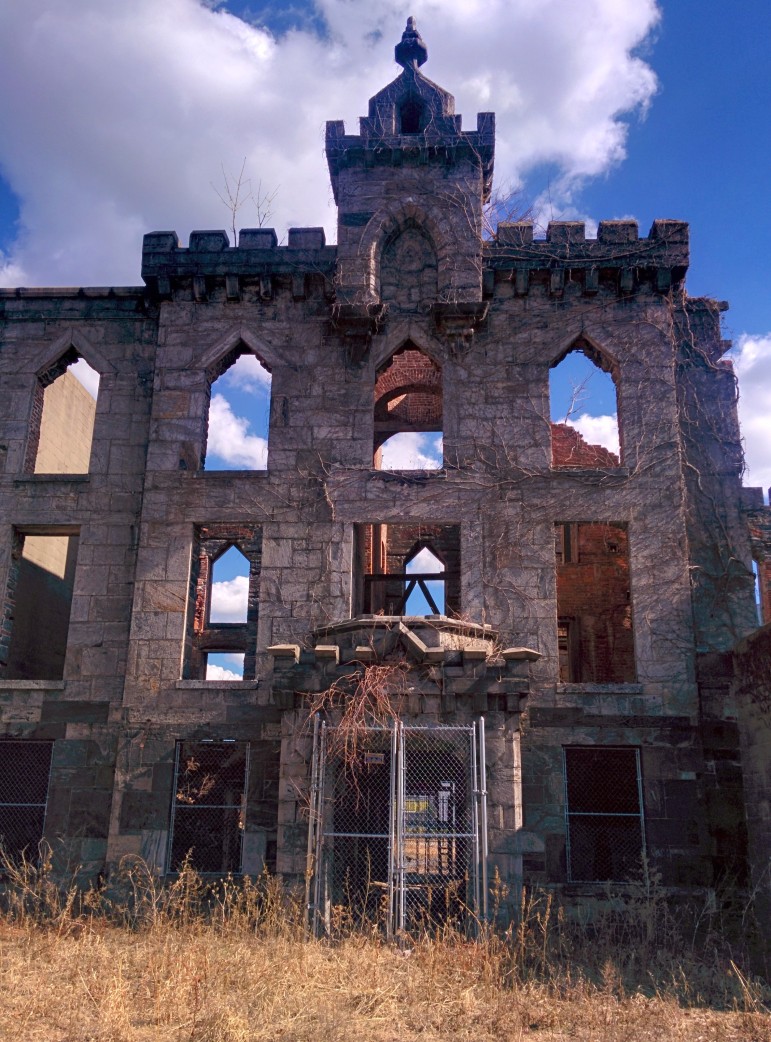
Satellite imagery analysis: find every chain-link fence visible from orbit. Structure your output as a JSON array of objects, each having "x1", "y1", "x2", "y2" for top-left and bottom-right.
[
  {"x1": 307, "y1": 719, "x2": 488, "y2": 937},
  {"x1": 0, "y1": 740, "x2": 53, "y2": 863},
  {"x1": 168, "y1": 740, "x2": 249, "y2": 874},
  {"x1": 563, "y1": 746, "x2": 645, "y2": 882}
]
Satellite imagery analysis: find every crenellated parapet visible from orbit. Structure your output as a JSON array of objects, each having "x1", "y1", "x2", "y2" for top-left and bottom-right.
[
  {"x1": 484, "y1": 219, "x2": 689, "y2": 297},
  {"x1": 141, "y1": 227, "x2": 336, "y2": 301}
]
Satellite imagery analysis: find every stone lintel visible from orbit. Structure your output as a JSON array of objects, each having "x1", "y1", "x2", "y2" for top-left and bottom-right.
[
  {"x1": 502, "y1": 647, "x2": 542, "y2": 662},
  {"x1": 313, "y1": 645, "x2": 340, "y2": 663},
  {"x1": 267, "y1": 644, "x2": 300, "y2": 663}
]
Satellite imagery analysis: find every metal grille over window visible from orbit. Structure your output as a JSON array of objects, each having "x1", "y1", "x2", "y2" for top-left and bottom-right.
[
  {"x1": 307, "y1": 719, "x2": 488, "y2": 937},
  {"x1": 168, "y1": 741, "x2": 249, "y2": 873},
  {"x1": 563, "y1": 746, "x2": 645, "y2": 882},
  {"x1": 0, "y1": 741, "x2": 53, "y2": 863}
]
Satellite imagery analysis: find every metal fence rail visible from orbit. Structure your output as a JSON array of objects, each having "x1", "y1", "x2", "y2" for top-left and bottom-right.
[{"x1": 307, "y1": 719, "x2": 488, "y2": 937}]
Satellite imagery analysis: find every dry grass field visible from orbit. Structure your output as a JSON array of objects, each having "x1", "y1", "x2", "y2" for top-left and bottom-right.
[{"x1": 0, "y1": 856, "x2": 769, "y2": 1042}]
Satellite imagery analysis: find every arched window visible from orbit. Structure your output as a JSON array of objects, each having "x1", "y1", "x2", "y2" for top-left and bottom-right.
[
  {"x1": 27, "y1": 351, "x2": 99, "y2": 474},
  {"x1": 374, "y1": 344, "x2": 442, "y2": 470},
  {"x1": 399, "y1": 97, "x2": 426, "y2": 134},
  {"x1": 205, "y1": 350, "x2": 271, "y2": 471},
  {"x1": 549, "y1": 340, "x2": 620, "y2": 467},
  {"x1": 404, "y1": 543, "x2": 445, "y2": 615}
]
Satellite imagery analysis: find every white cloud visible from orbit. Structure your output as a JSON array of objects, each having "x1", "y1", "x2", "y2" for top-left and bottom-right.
[
  {"x1": 407, "y1": 547, "x2": 445, "y2": 574},
  {"x1": 380, "y1": 432, "x2": 443, "y2": 470},
  {"x1": 207, "y1": 393, "x2": 268, "y2": 469},
  {"x1": 69, "y1": 357, "x2": 100, "y2": 399},
  {"x1": 221, "y1": 353, "x2": 272, "y2": 394},
  {"x1": 0, "y1": 0, "x2": 659, "y2": 286},
  {"x1": 206, "y1": 657, "x2": 245, "y2": 681},
  {"x1": 566, "y1": 414, "x2": 620, "y2": 457},
  {"x1": 210, "y1": 575, "x2": 249, "y2": 622},
  {"x1": 733, "y1": 334, "x2": 771, "y2": 498}
]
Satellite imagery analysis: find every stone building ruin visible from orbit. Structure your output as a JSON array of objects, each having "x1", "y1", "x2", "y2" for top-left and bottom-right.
[{"x1": 1, "y1": 20, "x2": 770, "y2": 924}]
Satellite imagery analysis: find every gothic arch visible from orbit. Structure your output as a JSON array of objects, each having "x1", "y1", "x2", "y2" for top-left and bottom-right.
[
  {"x1": 196, "y1": 325, "x2": 277, "y2": 378},
  {"x1": 29, "y1": 328, "x2": 116, "y2": 381}
]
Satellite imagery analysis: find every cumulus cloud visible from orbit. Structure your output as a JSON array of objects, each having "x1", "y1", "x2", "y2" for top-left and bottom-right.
[
  {"x1": 566, "y1": 414, "x2": 620, "y2": 458},
  {"x1": 206, "y1": 655, "x2": 245, "y2": 681},
  {"x1": 207, "y1": 393, "x2": 268, "y2": 469},
  {"x1": 0, "y1": 0, "x2": 659, "y2": 286},
  {"x1": 380, "y1": 432, "x2": 443, "y2": 470},
  {"x1": 221, "y1": 353, "x2": 272, "y2": 394},
  {"x1": 407, "y1": 547, "x2": 445, "y2": 574},
  {"x1": 733, "y1": 334, "x2": 771, "y2": 499},
  {"x1": 209, "y1": 574, "x2": 249, "y2": 622}
]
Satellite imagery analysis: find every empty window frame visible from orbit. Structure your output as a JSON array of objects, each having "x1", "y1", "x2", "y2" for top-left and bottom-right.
[
  {"x1": 27, "y1": 351, "x2": 99, "y2": 475},
  {"x1": 374, "y1": 343, "x2": 442, "y2": 470},
  {"x1": 204, "y1": 349, "x2": 271, "y2": 471},
  {"x1": 355, "y1": 523, "x2": 460, "y2": 617},
  {"x1": 1, "y1": 531, "x2": 79, "y2": 680},
  {"x1": 550, "y1": 339, "x2": 621, "y2": 468},
  {"x1": 563, "y1": 746, "x2": 645, "y2": 882},
  {"x1": 0, "y1": 741, "x2": 53, "y2": 864},
  {"x1": 184, "y1": 526, "x2": 262, "y2": 681},
  {"x1": 168, "y1": 741, "x2": 249, "y2": 873},
  {"x1": 555, "y1": 522, "x2": 635, "y2": 683}
]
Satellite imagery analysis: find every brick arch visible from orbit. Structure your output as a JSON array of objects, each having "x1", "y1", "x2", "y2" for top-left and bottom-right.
[{"x1": 374, "y1": 343, "x2": 442, "y2": 445}]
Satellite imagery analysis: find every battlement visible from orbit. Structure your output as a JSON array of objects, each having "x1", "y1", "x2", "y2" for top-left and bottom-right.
[
  {"x1": 484, "y1": 219, "x2": 689, "y2": 295},
  {"x1": 141, "y1": 227, "x2": 337, "y2": 299}
]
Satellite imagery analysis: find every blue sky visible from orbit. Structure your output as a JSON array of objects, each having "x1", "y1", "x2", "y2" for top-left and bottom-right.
[{"x1": 0, "y1": 0, "x2": 768, "y2": 494}]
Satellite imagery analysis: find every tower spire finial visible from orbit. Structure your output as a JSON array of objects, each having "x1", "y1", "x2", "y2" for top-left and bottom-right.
[{"x1": 395, "y1": 16, "x2": 428, "y2": 69}]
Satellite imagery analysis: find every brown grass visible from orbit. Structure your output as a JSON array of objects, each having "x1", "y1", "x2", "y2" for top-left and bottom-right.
[{"x1": 0, "y1": 854, "x2": 769, "y2": 1042}]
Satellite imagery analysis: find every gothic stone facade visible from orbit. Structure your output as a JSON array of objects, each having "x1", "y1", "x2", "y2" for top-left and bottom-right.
[{"x1": 0, "y1": 30, "x2": 768, "y2": 914}]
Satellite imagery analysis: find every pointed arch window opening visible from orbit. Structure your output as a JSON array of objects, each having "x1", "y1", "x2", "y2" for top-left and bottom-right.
[
  {"x1": 27, "y1": 350, "x2": 100, "y2": 475},
  {"x1": 374, "y1": 344, "x2": 443, "y2": 471},
  {"x1": 357, "y1": 523, "x2": 459, "y2": 617},
  {"x1": 404, "y1": 544, "x2": 446, "y2": 615},
  {"x1": 549, "y1": 340, "x2": 621, "y2": 468},
  {"x1": 185, "y1": 526, "x2": 262, "y2": 682},
  {"x1": 204, "y1": 349, "x2": 272, "y2": 472}
]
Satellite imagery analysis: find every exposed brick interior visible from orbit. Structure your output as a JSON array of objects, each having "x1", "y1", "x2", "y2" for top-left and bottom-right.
[
  {"x1": 359, "y1": 522, "x2": 460, "y2": 616},
  {"x1": 555, "y1": 522, "x2": 635, "y2": 683},
  {"x1": 551, "y1": 422, "x2": 620, "y2": 468},
  {"x1": 374, "y1": 344, "x2": 442, "y2": 457}
]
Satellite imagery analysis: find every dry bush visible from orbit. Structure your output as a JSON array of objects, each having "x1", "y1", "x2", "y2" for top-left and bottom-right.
[{"x1": 1, "y1": 848, "x2": 769, "y2": 1042}]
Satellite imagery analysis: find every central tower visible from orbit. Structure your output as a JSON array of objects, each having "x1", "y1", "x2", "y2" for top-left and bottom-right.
[{"x1": 326, "y1": 18, "x2": 495, "y2": 307}]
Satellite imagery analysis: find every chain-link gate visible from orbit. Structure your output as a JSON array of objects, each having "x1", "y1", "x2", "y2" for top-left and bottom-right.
[
  {"x1": 563, "y1": 746, "x2": 646, "y2": 882},
  {"x1": 307, "y1": 718, "x2": 488, "y2": 937},
  {"x1": 167, "y1": 740, "x2": 250, "y2": 874},
  {"x1": 0, "y1": 740, "x2": 53, "y2": 863}
]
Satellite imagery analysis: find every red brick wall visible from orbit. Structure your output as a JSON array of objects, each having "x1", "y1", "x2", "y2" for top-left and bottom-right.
[{"x1": 556, "y1": 522, "x2": 636, "y2": 682}]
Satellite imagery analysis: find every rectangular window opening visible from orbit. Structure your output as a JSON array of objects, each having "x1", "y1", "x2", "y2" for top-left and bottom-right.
[
  {"x1": 355, "y1": 522, "x2": 460, "y2": 617},
  {"x1": 168, "y1": 741, "x2": 249, "y2": 874},
  {"x1": 184, "y1": 526, "x2": 262, "y2": 680},
  {"x1": 2, "y1": 531, "x2": 79, "y2": 680},
  {"x1": 555, "y1": 521, "x2": 635, "y2": 683},
  {"x1": 0, "y1": 741, "x2": 53, "y2": 866},
  {"x1": 564, "y1": 746, "x2": 645, "y2": 883}
]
